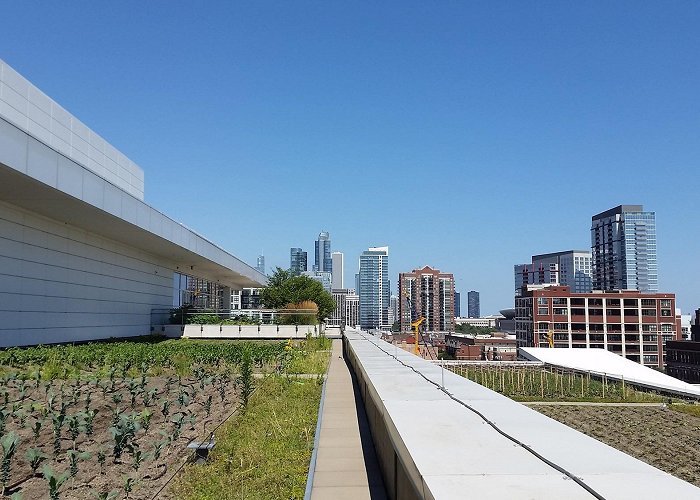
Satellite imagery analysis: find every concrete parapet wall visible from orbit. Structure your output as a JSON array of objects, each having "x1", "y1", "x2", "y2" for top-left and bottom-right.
[
  {"x1": 158, "y1": 324, "x2": 324, "y2": 340},
  {"x1": 343, "y1": 329, "x2": 700, "y2": 500}
]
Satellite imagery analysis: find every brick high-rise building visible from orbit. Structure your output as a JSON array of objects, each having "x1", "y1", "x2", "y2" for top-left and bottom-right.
[
  {"x1": 515, "y1": 285, "x2": 681, "y2": 369},
  {"x1": 399, "y1": 266, "x2": 455, "y2": 332}
]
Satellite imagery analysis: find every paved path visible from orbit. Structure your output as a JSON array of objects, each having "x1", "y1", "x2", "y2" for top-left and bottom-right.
[{"x1": 309, "y1": 339, "x2": 387, "y2": 500}]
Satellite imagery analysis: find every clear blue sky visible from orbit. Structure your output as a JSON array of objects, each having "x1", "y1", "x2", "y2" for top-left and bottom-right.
[{"x1": 3, "y1": 1, "x2": 699, "y2": 315}]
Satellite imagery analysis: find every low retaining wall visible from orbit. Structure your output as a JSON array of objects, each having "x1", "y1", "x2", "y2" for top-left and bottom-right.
[
  {"x1": 343, "y1": 329, "x2": 700, "y2": 500},
  {"x1": 154, "y1": 324, "x2": 323, "y2": 339}
]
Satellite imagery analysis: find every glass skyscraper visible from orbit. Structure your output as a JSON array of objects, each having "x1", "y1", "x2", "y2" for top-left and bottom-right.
[
  {"x1": 591, "y1": 205, "x2": 658, "y2": 292},
  {"x1": 290, "y1": 247, "x2": 307, "y2": 276},
  {"x1": 314, "y1": 231, "x2": 332, "y2": 273},
  {"x1": 467, "y1": 291, "x2": 480, "y2": 318},
  {"x1": 358, "y1": 246, "x2": 390, "y2": 330}
]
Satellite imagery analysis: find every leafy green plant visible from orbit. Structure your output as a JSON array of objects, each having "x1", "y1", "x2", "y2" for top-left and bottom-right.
[
  {"x1": 123, "y1": 476, "x2": 136, "y2": 498},
  {"x1": 66, "y1": 414, "x2": 83, "y2": 448},
  {"x1": 1, "y1": 432, "x2": 20, "y2": 496},
  {"x1": 84, "y1": 409, "x2": 99, "y2": 437},
  {"x1": 26, "y1": 447, "x2": 48, "y2": 475},
  {"x1": 51, "y1": 413, "x2": 65, "y2": 456},
  {"x1": 42, "y1": 465, "x2": 70, "y2": 500},
  {"x1": 131, "y1": 449, "x2": 148, "y2": 472},
  {"x1": 97, "y1": 448, "x2": 107, "y2": 475},
  {"x1": 66, "y1": 450, "x2": 90, "y2": 477},
  {"x1": 91, "y1": 489, "x2": 119, "y2": 500},
  {"x1": 31, "y1": 418, "x2": 43, "y2": 441},
  {"x1": 140, "y1": 409, "x2": 153, "y2": 433},
  {"x1": 161, "y1": 400, "x2": 171, "y2": 419},
  {"x1": 238, "y1": 348, "x2": 254, "y2": 408}
]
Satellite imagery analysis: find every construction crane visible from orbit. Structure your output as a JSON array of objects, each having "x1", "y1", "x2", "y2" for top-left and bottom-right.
[
  {"x1": 411, "y1": 317, "x2": 425, "y2": 355},
  {"x1": 403, "y1": 290, "x2": 426, "y2": 356}
]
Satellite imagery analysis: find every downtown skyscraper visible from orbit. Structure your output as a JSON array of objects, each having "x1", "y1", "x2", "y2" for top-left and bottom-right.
[
  {"x1": 314, "y1": 231, "x2": 332, "y2": 273},
  {"x1": 358, "y1": 246, "x2": 390, "y2": 330},
  {"x1": 591, "y1": 205, "x2": 658, "y2": 292},
  {"x1": 290, "y1": 247, "x2": 307, "y2": 276},
  {"x1": 398, "y1": 266, "x2": 455, "y2": 332}
]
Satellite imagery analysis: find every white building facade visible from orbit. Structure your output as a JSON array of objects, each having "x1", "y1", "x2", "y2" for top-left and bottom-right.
[{"x1": 0, "y1": 59, "x2": 264, "y2": 346}]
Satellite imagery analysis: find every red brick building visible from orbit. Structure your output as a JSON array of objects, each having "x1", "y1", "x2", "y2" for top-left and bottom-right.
[
  {"x1": 515, "y1": 285, "x2": 682, "y2": 369},
  {"x1": 444, "y1": 333, "x2": 517, "y2": 361},
  {"x1": 399, "y1": 266, "x2": 455, "y2": 332}
]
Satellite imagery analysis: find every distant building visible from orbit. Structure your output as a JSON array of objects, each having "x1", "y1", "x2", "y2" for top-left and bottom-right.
[
  {"x1": 256, "y1": 255, "x2": 265, "y2": 275},
  {"x1": 290, "y1": 248, "x2": 307, "y2": 276},
  {"x1": 398, "y1": 266, "x2": 455, "y2": 332},
  {"x1": 388, "y1": 295, "x2": 399, "y2": 327},
  {"x1": 444, "y1": 333, "x2": 517, "y2": 361},
  {"x1": 467, "y1": 291, "x2": 480, "y2": 318},
  {"x1": 666, "y1": 341, "x2": 700, "y2": 383},
  {"x1": 692, "y1": 309, "x2": 700, "y2": 342},
  {"x1": 240, "y1": 288, "x2": 262, "y2": 309},
  {"x1": 454, "y1": 291, "x2": 461, "y2": 318},
  {"x1": 359, "y1": 246, "x2": 390, "y2": 330},
  {"x1": 345, "y1": 292, "x2": 360, "y2": 328},
  {"x1": 302, "y1": 270, "x2": 332, "y2": 293},
  {"x1": 515, "y1": 250, "x2": 592, "y2": 294},
  {"x1": 314, "y1": 231, "x2": 332, "y2": 273},
  {"x1": 329, "y1": 289, "x2": 349, "y2": 327},
  {"x1": 331, "y1": 252, "x2": 344, "y2": 289},
  {"x1": 515, "y1": 285, "x2": 681, "y2": 369},
  {"x1": 591, "y1": 205, "x2": 658, "y2": 292}
]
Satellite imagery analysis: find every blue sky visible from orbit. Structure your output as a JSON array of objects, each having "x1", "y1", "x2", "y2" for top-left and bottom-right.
[{"x1": 3, "y1": 1, "x2": 699, "y2": 315}]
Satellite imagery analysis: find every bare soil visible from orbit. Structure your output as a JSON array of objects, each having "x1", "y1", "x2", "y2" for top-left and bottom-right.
[
  {"x1": 0, "y1": 372, "x2": 241, "y2": 499},
  {"x1": 534, "y1": 405, "x2": 700, "y2": 487}
]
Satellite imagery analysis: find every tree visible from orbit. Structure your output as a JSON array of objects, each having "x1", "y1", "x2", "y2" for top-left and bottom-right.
[{"x1": 260, "y1": 268, "x2": 336, "y2": 322}]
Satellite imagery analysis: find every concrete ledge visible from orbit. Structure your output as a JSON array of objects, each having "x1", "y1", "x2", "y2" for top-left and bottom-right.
[{"x1": 343, "y1": 329, "x2": 700, "y2": 500}]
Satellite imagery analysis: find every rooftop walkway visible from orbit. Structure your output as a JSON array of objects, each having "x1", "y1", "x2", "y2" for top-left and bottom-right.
[{"x1": 308, "y1": 339, "x2": 387, "y2": 500}]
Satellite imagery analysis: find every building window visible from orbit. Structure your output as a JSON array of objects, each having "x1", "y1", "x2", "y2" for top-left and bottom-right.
[
  {"x1": 660, "y1": 299, "x2": 671, "y2": 307},
  {"x1": 661, "y1": 309, "x2": 672, "y2": 317},
  {"x1": 538, "y1": 307, "x2": 548, "y2": 315},
  {"x1": 641, "y1": 299, "x2": 656, "y2": 306},
  {"x1": 641, "y1": 309, "x2": 656, "y2": 317},
  {"x1": 553, "y1": 308, "x2": 567, "y2": 315},
  {"x1": 538, "y1": 297, "x2": 548, "y2": 305}
]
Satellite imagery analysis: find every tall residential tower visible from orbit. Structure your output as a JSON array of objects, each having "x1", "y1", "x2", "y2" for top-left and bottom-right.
[
  {"x1": 399, "y1": 266, "x2": 455, "y2": 332},
  {"x1": 358, "y1": 246, "x2": 390, "y2": 330},
  {"x1": 331, "y1": 251, "x2": 344, "y2": 289},
  {"x1": 591, "y1": 205, "x2": 657, "y2": 292}
]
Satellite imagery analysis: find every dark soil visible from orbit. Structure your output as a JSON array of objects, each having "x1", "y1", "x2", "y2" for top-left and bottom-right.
[
  {"x1": 535, "y1": 405, "x2": 700, "y2": 487},
  {"x1": 0, "y1": 371, "x2": 241, "y2": 499}
]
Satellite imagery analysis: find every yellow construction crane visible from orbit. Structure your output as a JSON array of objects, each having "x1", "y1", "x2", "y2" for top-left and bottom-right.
[
  {"x1": 411, "y1": 317, "x2": 425, "y2": 355},
  {"x1": 547, "y1": 329, "x2": 554, "y2": 348}
]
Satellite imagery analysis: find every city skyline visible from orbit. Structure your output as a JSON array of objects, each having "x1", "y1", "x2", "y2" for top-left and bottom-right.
[{"x1": 3, "y1": 3, "x2": 698, "y2": 315}]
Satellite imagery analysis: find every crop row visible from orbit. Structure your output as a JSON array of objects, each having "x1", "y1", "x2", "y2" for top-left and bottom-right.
[{"x1": 0, "y1": 337, "x2": 285, "y2": 371}]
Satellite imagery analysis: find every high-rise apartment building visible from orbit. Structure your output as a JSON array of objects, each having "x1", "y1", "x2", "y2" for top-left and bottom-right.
[
  {"x1": 467, "y1": 291, "x2": 480, "y2": 318},
  {"x1": 591, "y1": 205, "x2": 658, "y2": 292},
  {"x1": 329, "y1": 289, "x2": 349, "y2": 327},
  {"x1": 302, "y1": 270, "x2": 332, "y2": 293},
  {"x1": 515, "y1": 251, "x2": 592, "y2": 294},
  {"x1": 515, "y1": 285, "x2": 680, "y2": 369},
  {"x1": 345, "y1": 292, "x2": 360, "y2": 328},
  {"x1": 314, "y1": 231, "x2": 332, "y2": 273},
  {"x1": 388, "y1": 295, "x2": 399, "y2": 327},
  {"x1": 290, "y1": 248, "x2": 307, "y2": 276},
  {"x1": 399, "y1": 266, "x2": 455, "y2": 332},
  {"x1": 454, "y1": 291, "x2": 461, "y2": 318},
  {"x1": 255, "y1": 255, "x2": 265, "y2": 275},
  {"x1": 331, "y1": 252, "x2": 344, "y2": 289},
  {"x1": 358, "y1": 246, "x2": 390, "y2": 330}
]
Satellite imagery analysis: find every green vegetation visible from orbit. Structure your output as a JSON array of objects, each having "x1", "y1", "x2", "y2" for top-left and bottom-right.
[
  {"x1": 668, "y1": 403, "x2": 700, "y2": 418},
  {"x1": 0, "y1": 336, "x2": 330, "y2": 499},
  {"x1": 174, "y1": 375, "x2": 324, "y2": 500},
  {"x1": 260, "y1": 268, "x2": 336, "y2": 323},
  {"x1": 454, "y1": 323, "x2": 496, "y2": 335},
  {"x1": 0, "y1": 337, "x2": 284, "y2": 377},
  {"x1": 451, "y1": 364, "x2": 669, "y2": 403}
]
